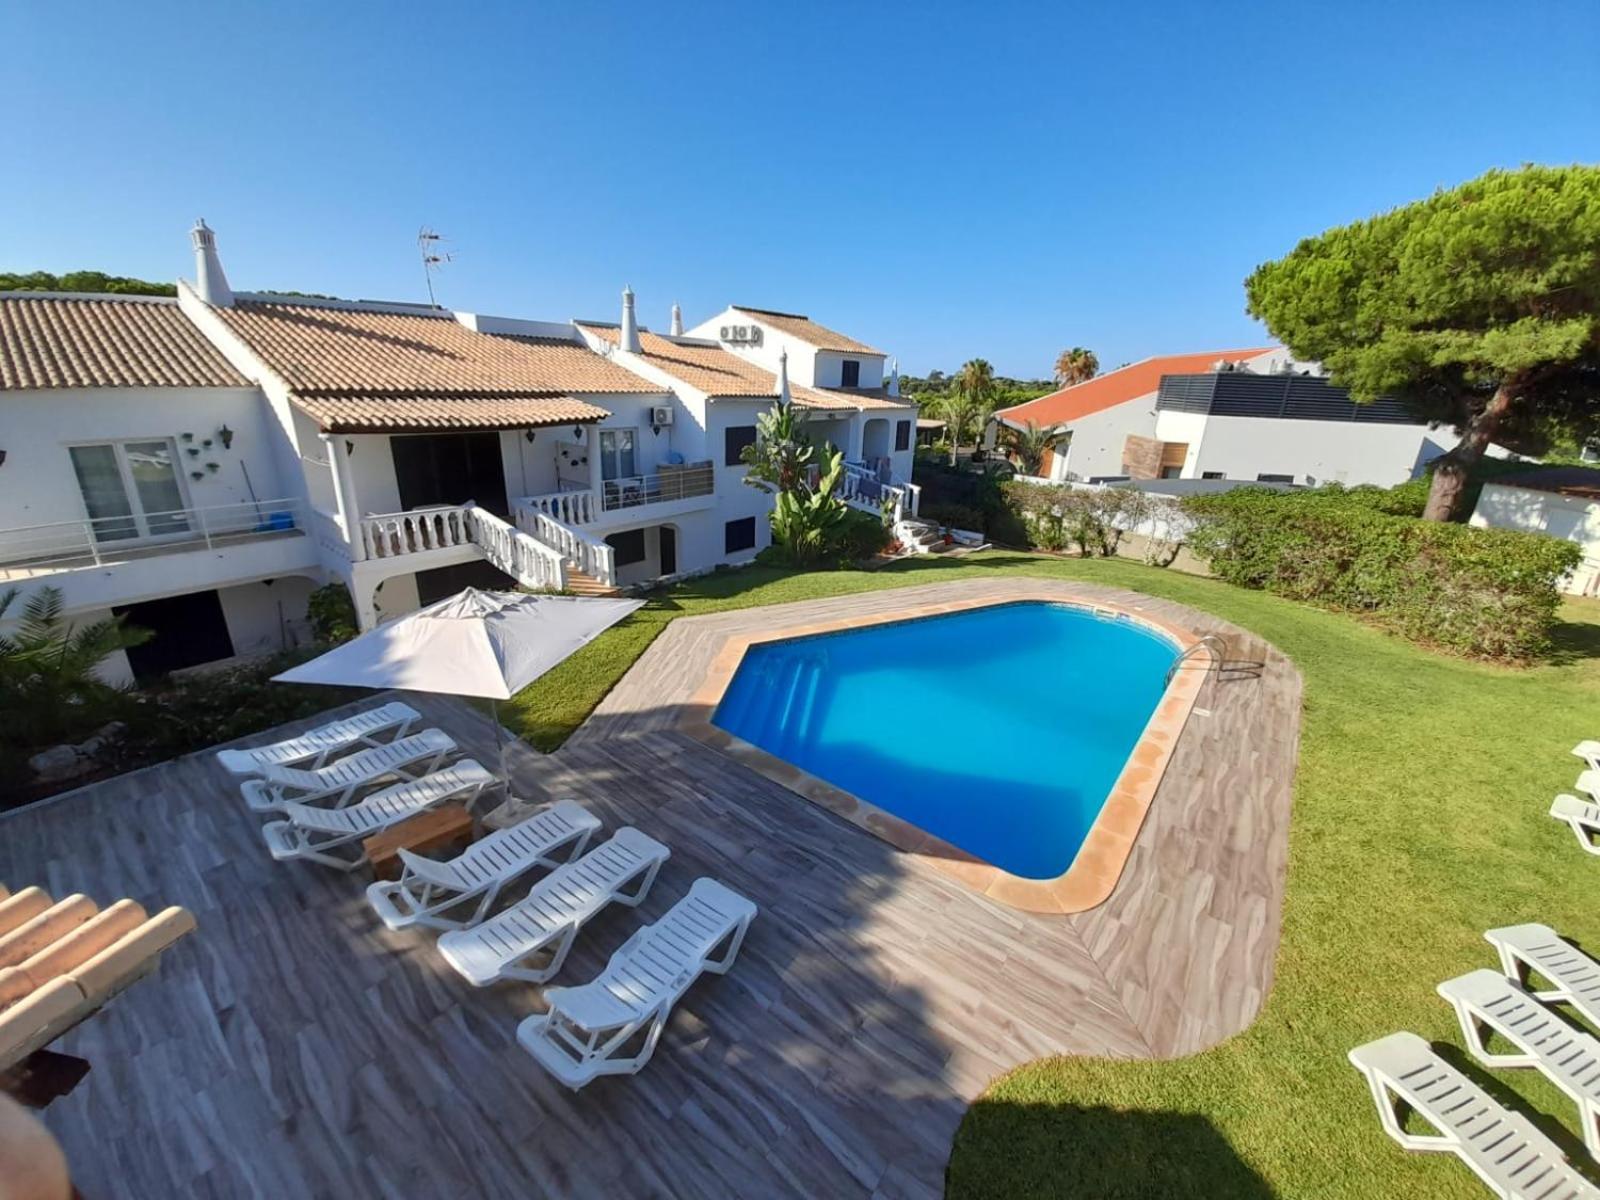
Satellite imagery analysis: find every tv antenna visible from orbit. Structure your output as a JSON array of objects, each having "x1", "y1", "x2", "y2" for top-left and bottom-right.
[{"x1": 418, "y1": 226, "x2": 453, "y2": 307}]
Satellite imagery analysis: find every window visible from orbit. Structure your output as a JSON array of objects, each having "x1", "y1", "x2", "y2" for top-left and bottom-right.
[
  {"x1": 894, "y1": 420, "x2": 911, "y2": 452},
  {"x1": 69, "y1": 439, "x2": 189, "y2": 543},
  {"x1": 1159, "y1": 466, "x2": 1182, "y2": 480},
  {"x1": 598, "y1": 429, "x2": 637, "y2": 482},
  {"x1": 1256, "y1": 473, "x2": 1295, "y2": 484},
  {"x1": 725, "y1": 516, "x2": 756, "y2": 554},
  {"x1": 724, "y1": 425, "x2": 757, "y2": 467},
  {"x1": 605, "y1": 528, "x2": 647, "y2": 567},
  {"x1": 1201, "y1": 471, "x2": 1225, "y2": 480},
  {"x1": 840, "y1": 360, "x2": 861, "y2": 388}
]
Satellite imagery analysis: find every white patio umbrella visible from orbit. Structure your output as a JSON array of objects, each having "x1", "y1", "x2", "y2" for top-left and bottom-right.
[{"x1": 273, "y1": 588, "x2": 644, "y2": 792}]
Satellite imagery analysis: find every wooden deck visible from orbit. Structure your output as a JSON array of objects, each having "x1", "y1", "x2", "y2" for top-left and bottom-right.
[{"x1": 2, "y1": 579, "x2": 1299, "y2": 1199}]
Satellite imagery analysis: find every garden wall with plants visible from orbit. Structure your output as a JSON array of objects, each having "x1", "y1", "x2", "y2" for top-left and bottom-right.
[{"x1": 1180, "y1": 485, "x2": 1580, "y2": 661}]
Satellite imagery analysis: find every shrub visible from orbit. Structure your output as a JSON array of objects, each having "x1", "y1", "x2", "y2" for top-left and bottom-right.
[
  {"x1": 111, "y1": 650, "x2": 365, "y2": 770},
  {"x1": 1001, "y1": 482, "x2": 1154, "y2": 557},
  {"x1": 831, "y1": 509, "x2": 892, "y2": 565},
  {"x1": 307, "y1": 583, "x2": 359, "y2": 644},
  {"x1": 1182, "y1": 487, "x2": 1581, "y2": 660}
]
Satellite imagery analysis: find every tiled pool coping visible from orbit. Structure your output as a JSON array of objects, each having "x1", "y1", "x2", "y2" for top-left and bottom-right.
[{"x1": 675, "y1": 585, "x2": 1212, "y2": 914}]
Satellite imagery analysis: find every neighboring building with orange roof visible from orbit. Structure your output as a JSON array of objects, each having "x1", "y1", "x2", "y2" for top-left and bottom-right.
[{"x1": 991, "y1": 346, "x2": 1461, "y2": 488}]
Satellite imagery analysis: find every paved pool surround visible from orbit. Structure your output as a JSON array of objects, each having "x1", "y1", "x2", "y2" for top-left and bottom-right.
[{"x1": 676, "y1": 585, "x2": 1211, "y2": 914}]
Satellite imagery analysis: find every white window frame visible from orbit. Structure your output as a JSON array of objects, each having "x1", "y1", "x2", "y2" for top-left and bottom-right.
[
  {"x1": 598, "y1": 428, "x2": 639, "y2": 483},
  {"x1": 67, "y1": 436, "x2": 194, "y2": 543}
]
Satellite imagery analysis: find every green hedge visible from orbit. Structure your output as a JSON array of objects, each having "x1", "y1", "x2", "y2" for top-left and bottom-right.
[{"x1": 1182, "y1": 487, "x2": 1581, "y2": 660}]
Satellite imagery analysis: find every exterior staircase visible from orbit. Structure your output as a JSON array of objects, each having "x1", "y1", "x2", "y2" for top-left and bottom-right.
[
  {"x1": 895, "y1": 516, "x2": 948, "y2": 555},
  {"x1": 564, "y1": 567, "x2": 621, "y2": 597}
]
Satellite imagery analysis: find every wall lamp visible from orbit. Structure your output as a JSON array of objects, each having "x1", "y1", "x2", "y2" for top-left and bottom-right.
[
  {"x1": 525, "y1": 429, "x2": 537, "y2": 443},
  {"x1": 344, "y1": 439, "x2": 355, "y2": 457},
  {"x1": 218, "y1": 424, "x2": 234, "y2": 450}
]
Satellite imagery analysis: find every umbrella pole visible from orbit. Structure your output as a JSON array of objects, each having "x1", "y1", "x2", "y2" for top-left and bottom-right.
[{"x1": 491, "y1": 698, "x2": 511, "y2": 802}]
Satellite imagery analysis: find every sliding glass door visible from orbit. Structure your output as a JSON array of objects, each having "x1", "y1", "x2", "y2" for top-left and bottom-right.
[{"x1": 69, "y1": 440, "x2": 190, "y2": 543}]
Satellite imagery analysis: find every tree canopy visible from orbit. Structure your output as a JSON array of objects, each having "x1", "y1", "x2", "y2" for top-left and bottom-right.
[
  {"x1": 1053, "y1": 346, "x2": 1099, "y2": 386},
  {"x1": 0, "y1": 269, "x2": 176, "y2": 297},
  {"x1": 1245, "y1": 164, "x2": 1600, "y2": 519}
]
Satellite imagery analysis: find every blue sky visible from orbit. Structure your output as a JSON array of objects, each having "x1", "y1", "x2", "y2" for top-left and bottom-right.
[{"x1": 11, "y1": 1, "x2": 1598, "y2": 377}]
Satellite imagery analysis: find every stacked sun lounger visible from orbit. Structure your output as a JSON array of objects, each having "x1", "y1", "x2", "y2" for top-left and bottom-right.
[
  {"x1": 1350, "y1": 924, "x2": 1600, "y2": 1198},
  {"x1": 228, "y1": 707, "x2": 497, "y2": 869},
  {"x1": 0, "y1": 883, "x2": 195, "y2": 1072}
]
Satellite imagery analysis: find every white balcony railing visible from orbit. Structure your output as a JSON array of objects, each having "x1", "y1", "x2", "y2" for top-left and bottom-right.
[
  {"x1": 0, "y1": 498, "x2": 308, "y2": 580},
  {"x1": 524, "y1": 462, "x2": 716, "y2": 527},
  {"x1": 462, "y1": 506, "x2": 566, "y2": 591},
  {"x1": 357, "y1": 505, "x2": 473, "y2": 560},
  {"x1": 513, "y1": 502, "x2": 616, "y2": 588},
  {"x1": 523, "y1": 489, "x2": 599, "y2": 527},
  {"x1": 839, "y1": 463, "x2": 920, "y2": 523},
  {"x1": 599, "y1": 462, "x2": 714, "y2": 512}
]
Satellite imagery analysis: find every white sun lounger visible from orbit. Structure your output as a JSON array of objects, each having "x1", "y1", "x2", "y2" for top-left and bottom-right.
[
  {"x1": 1440, "y1": 968, "x2": 1600, "y2": 1156},
  {"x1": 240, "y1": 728, "x2": 457, "y2": 813},
  {"x1": 260, "y1": 760, "x2": 495, "y2": 870},
  {"x1": 365, "y1": 800, "x2": 602, "y2": 931},
  {"x1": 1574, "y1": 743, "x2": 1600, "y2": 775},
  {"x1": 1349, "y1": 1031, "x2": 1600, "y2": 1199},
  {"x1": 1487, "y1": 924, "x2": 1600, "y2": 1028},
  {"x1": 1577, "y1": 771, "x2": 1600, "y2": 805},
  {"x1": 216, "y1": 702, "x2": 420, "y2": 777},
  {"x1": 1551, "y1": 794, "x2": 1600, "y2": 856},
  {"x1": 516, "y1": 876, "x2": 756, "y2": 1090},
  {"x1": 436, "y1": 828, "x2": 668, "y2": 987}
]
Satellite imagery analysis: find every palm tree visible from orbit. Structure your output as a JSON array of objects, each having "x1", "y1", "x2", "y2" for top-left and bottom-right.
[
  {"x1": 955, "y1": 358, "x2": 996, "y2": 412},
  {"x1": 935, "y1": 389, "x2": 983, "y2": 466},
  {"x1": 1053, "y1": 347, "x2": 1099, "y2": 387},
  {"x1": 0, "y1": 585, "x2": 151, "y2": 747},
  {"x1": 1006, "y1": 421, "x2": 1064, "y2": 476}
]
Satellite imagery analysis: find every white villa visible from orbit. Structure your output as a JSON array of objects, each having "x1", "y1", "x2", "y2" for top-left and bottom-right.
[
  {"x1": 0, "y1": 222, "x2": 918, "y2": 685},
  {"x1": 991, "y1": 347, "x2": 1460, "y2": 488}
]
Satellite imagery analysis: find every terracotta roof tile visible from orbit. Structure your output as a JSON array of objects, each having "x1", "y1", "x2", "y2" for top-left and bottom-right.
[
  {"x1": 995, "y1": 348, "x2": 1276, "y2": 427},
  {"x1": 731, "y1": 306, "x2": 882, "y2": 355},
  {"x1": 216, "y1": 299, "x2": 660, "y2": 396},
  {"x1": 291, "y1": 392, "x2": 609, "y2": 434},
  {"x1": 0, "y1": 294, "x2": 248, "y2": 390},
  {"x1": 579, "y1": 326, "x2": 908, "y2": 412}
]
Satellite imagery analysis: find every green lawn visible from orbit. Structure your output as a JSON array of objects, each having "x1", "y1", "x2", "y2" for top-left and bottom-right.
[{"x1": 504, "y1": 551, "x2": 1600, "y2": 1199}]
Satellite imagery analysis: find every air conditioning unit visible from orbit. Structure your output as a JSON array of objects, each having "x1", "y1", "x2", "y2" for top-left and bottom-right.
[{"x1": 651, "y1": 406, "x2": 674, "y2": 427}]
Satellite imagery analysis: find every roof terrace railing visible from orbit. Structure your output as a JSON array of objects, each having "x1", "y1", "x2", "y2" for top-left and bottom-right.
[{"x1": 0, "y1": 498, "x2": 307, "y2": 580}]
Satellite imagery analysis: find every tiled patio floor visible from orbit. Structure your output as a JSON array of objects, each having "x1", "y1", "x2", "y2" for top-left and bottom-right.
[{"x1": 3, "y1": 578, "x2": 1299, "y2": 1198}]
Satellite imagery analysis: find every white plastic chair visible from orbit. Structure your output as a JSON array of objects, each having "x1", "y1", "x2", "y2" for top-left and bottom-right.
[
  {"x1": 216, "y1": 702, "x2": 420, "y2": 776},
  {"x1": 1551, "y1": 794, "x2": 1600, "y2": 856},
  {"x1": 1486, "y1": 924, "x2": 1600, "y2": 1027},
  {"x1": 517, "y1": 877, "x2": 756, "y2": 1090},
  {"x1": 437, "y1": 828, "x2": 669, "y2": 986},
  {"x1": 260, "y1": 761, "x2": 493, "y2": 870},
  {"x1": 1440, "y1": 968, "x2": 1600, "y2": 1155},
  {"x1": 240, "y1": 728, "x2": 456, "y2": 813},
  {"x1": 365, "y1": 800, "x2": 601, "y2": 930},
  {"x1": 1349, "y1": 1030, "x2": 1599, "y2": 1199}
]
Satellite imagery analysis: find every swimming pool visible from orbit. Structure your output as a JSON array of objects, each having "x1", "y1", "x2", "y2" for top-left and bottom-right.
[{"x1": 711, "y1": 601, "x2": 1181, "y2": 880}]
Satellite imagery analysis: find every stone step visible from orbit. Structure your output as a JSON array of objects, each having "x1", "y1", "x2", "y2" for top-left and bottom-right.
[{"x1": 565, "y1": 568, "x2": 621, "y2": 597}]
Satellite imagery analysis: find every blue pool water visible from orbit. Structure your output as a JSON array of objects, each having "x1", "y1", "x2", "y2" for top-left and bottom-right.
[{"x1": 712, "y1": 602, "x2": 1179, "y2": 880}]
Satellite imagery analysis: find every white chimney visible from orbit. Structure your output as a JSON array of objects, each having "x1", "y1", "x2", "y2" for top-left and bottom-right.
[
  {"x1": 190, "y1": 218, "x2": 234, "y2": 308},
  {"x1": 620, "y1": 285, "x2": 641, "y2": 353},
  {"x1": 669, "y1": 303, "x2": 683, "y2": 337},
  {"x1": 888, "y1": 358, "x2": 900, "y2": 398},
  {"x1": 775, "y1": 347, "x2": 791, "y2": 404}
]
